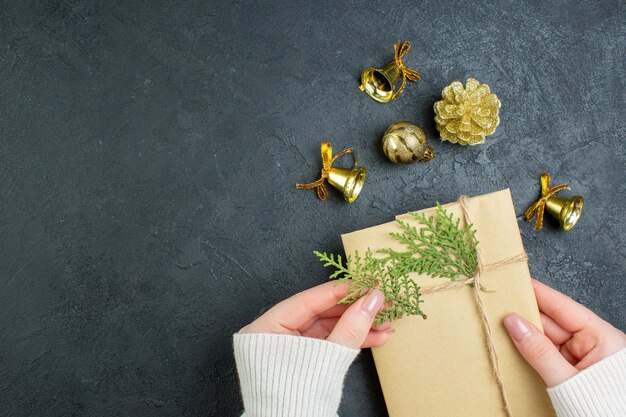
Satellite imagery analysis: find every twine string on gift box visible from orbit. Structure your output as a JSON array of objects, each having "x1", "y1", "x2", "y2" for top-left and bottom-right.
[{"x1": 420, "y1": 196, "x2": 529, "y2": 417}]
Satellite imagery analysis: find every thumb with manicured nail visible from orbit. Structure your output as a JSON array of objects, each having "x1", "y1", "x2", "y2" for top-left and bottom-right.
[
  {"x1": 327, "y1": 289, "x2": 385, "y2": 349},
  {"x1": 504, "y1": 313, "x2": 578, "y2": 387}
]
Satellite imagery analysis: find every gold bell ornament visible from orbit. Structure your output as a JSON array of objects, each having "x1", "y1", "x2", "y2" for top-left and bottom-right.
[
  {"x1": 382, "y1": 121, "x2": 435, "y2": 164},
  {"x1": 359, "y1": 40, "x2": 421, "y2": 102},
  {"x1": 295, "y1": 142, "x2": 366, "y2": 203},
  {"x1": 525, "y1": 173, "x2": 584, "y2": 231}
]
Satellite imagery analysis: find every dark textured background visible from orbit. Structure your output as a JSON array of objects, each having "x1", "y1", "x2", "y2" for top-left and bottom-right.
[{"x1": 1, "y1": 0, "x2": 624, "y2": 416}]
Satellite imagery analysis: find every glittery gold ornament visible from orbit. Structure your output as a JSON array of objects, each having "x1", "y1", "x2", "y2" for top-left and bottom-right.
[
  {"x1": 382, "y1": 121, "x2": 435, "y2": 164},
  {"x1": 434, "y1": 78, "x2": 500, "y2": 146}
]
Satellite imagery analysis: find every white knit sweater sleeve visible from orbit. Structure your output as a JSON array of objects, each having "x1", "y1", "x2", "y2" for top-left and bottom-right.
[
  {"x1": 234, "y1": 334, "x2": 625, "y2": 417},
  {"x1": 547, "y1": 348, "x2": 626, "y2": 417},
  {"x1": 233, "y1": 333, "x2": 359, "y2": 417}
]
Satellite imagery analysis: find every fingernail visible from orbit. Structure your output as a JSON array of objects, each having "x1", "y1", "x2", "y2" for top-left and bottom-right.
[
  {"x1": 504, "y1": 313, "x2": 531, "y2": 342},
  {"x1": 362, "y1": 289, "x2": 385, "y2": 317},
  {"x1": 384, "y1": 328, "x2": 395, "y2": 334}
]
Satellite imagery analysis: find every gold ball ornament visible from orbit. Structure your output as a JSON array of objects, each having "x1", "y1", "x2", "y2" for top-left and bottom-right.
[
  {"x1": 434, "y1": 78, "x2": 501, "y2": 146},
  {"x1": 382, "y1": 121, "x2": 435, "y2": 164}
]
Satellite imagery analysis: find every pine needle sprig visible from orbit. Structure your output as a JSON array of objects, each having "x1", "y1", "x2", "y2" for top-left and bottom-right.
[
  {"x1": 314, "y1": 249, "x2": 424, "y2": 324},
  {"x1": 380, "y1": 203, "x2": 478, "y2": 280},
  {"x1": 315, "y1": 203, "x2": 478, "y2": 324}
]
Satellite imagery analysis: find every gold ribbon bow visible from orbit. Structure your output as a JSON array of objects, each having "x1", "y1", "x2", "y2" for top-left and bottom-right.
[
  {"x1": 295, "y1": 142, "x2": 353, "y2": 200},
  {"x1": 524, "y1": 173, "x2": 570, "y2": 230},
  {"x1": 392, "y1": 40, "x2": 421, "y2": 99}
]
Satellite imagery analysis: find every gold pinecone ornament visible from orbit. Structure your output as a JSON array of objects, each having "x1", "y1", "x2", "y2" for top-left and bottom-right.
[{"x1": 434, "y1": 78, "x2": 500, "y2": 146}]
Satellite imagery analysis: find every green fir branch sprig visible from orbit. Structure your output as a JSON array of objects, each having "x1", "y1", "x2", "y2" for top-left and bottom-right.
[{"x1": 315, "y1": 203, "x2": 479, "y2": 325}]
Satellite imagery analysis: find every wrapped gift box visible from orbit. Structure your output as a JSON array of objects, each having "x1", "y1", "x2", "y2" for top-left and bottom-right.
[{"x1": 341, "y1": 189, "x2": 556, "y2": 417}]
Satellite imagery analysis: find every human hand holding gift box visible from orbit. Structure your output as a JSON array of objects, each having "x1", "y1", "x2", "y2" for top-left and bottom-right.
[
  {"x1": 337, "y1": 188, "x2": 626, "y2": 417},
  {"x1": 234, "y1": 188, "x2": 626, "y2": 417}
]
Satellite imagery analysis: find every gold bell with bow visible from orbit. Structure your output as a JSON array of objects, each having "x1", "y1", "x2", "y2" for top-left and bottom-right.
[
  {"x1": 295, "y1": 142, "x2": 366, "y2": 203},
  {"x1": 359, "y1": 40, "x2": 421, "y2": 102},
  {"x1": 525, "y1": 173, "x2": 584, "y2": 231}
]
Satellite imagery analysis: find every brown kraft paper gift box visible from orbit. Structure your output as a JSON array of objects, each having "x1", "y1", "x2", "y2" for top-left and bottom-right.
[{"x1": 341, "y1": 189, "x2": 556, "y2": 417}]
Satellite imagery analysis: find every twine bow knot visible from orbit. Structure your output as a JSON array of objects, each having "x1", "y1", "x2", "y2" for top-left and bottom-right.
[
  {"x1": 392, "y1": 40, "x2": 421, "y2": 99},
  {"x1": 295, "y1": 142, "x2": 353, "y2": 200},
  {"x1": 524, "y1": 173, "x2": 570, "y2": 230}
]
